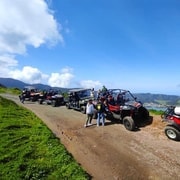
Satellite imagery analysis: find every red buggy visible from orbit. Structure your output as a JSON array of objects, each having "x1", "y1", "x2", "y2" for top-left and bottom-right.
[
  {"x1": 161, "y1": 106, "x2": 180, "y2": 141},
  {"x1": 101, "y1": 89, "x2": 150, "y2": 131}
]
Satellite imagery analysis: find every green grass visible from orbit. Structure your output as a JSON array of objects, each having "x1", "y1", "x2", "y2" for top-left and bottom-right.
[
  {"x1": 0, "y1": 96, "x2": 90, "y2": 180},
  {"x1": 149, "y1": 109, "x2": 164, "y2": 115},
  {"x1": 0, "y1": 87, "x2": 21, "y2": 95}
]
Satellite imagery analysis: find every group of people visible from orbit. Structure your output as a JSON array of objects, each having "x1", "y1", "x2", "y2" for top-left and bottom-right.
[{"x1": 84, "y1": 98, "x2": 108, "y2": 127}]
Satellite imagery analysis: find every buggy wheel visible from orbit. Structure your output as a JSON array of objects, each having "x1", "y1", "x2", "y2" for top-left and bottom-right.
[
  {"x1": 164, "y1": 125, "x2": 180, "y2": 141},
  {"x1": 51, "y1": 100, "x2": 57, "y2": 107},
  {"x1": 123, "y1": 116, "x2": 135, "y2": 131},
  {"x1": 38, "y1": 99, "x2": 43, "y2": 104},
  {"x1": 30, "y1": 96, "x2": 36, "y2": 102},
  {"x1": 80, "y1": 106, "x2": 86, "y2": 114},
  {"x1": 66, "y1": 103, "x2": 71, "y2": 109}
]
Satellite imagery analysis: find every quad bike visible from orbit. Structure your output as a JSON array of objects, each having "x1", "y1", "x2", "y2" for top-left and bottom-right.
[{"x1": 161, "y1": 106, "x2": 180, "y2": 141}]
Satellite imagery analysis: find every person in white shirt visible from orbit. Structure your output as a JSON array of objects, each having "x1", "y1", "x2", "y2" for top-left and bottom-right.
[
  {"x1": 84, "y1": 99, "x2": 94, "y2": 127},
  {"x1": 90, "y1": 88, "x2": 95, "y2": 98}
]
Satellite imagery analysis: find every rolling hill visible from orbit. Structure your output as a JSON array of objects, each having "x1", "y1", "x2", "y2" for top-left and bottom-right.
[
  {"x1": 0, "y1": 77, "x2": 180, "y2": 105},
  {"x1": 0, "y1": 77, "x2": 68, "y2": 93}
]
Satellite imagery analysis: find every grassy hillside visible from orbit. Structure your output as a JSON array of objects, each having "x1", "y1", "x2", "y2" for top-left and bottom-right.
[
  {"x1": 0, "y1": 87, "x2": 21, "y2": 95},
  {"x1": 0, "y1": 96, "x2": 90, "y2": 179}
]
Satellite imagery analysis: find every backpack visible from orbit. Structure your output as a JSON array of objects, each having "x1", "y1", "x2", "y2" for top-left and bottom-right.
[
  {"x1": 97, "y1": 104, "x2": 101, "y2": 110},
  {"x1": 96, "y1": 102, "x2": 103, "y2": 112}
]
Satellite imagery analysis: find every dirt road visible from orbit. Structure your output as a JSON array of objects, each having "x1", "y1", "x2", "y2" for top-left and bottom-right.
[{"x1": 2, "y1": 94, "x2": 180, "y2": 180}]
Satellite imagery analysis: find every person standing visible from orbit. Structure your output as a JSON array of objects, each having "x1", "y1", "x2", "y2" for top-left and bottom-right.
[
  {"x1": 90, "y1": 88, "x2": 95, "y2": 98},
  {"x1": 96, "y1": 98, "x2": 106, "y2": 126},
  {"x1": 84, "y1": 99, "x2": 94, "y2": 127}
]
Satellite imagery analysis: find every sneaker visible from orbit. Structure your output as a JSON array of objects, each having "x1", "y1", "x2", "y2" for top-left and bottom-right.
[
  {"x1": 97, "y1": 124, "x2": 99, "y2": 127},
  {"x1": 88, "y1": 123, "x2": 92, "y2": 126},
  {"x1": 84, "y1": 124, "x2": 87, "y2": 128}
]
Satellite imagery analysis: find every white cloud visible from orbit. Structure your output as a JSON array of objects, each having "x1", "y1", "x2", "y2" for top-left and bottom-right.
[
  {"x1": 0, "y1": 55, "x2": 48, "y2": 84},
  {"x1": 0, "y1": 0, "x2": 103, "y2": 89},
  {"x1": 80, "y1": 80, "x2": 102, "y2": 90},
  {"x1": 9, "y1": 66, "x2": 49, "y2": 84},
  {"x1": 0, "y1": 0, "x2": 62, "y2": 55},
  {"x1": 0, "y1": 55, "x2": 18, "y2": 68},
  {"x1": 0, "y1": 55, "x2": 18, "y2": 77},
  {"x1": 0, "y1": 57, "x2": 75, "y2": 87},
  {"x1": 0, "y1": 0, "x2": 66, "y2": 86},
  {"x1": 48, "y1": 68, "x2": 74, "y2": 87}
]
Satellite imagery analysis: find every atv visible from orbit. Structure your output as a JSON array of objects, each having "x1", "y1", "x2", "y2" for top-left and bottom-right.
[
  {"x1": 161, "y1": 106, "x2": 180, "y2": 141},
  {"x1": 66, "y1": 88, "x2": 96, "y2": 113},
  {"x1": 100, "y1": 89, "x2": 150, "y2": 131},
  {"x1": 19, "y1": 86, "x2": 40, "y2": 103},
  {"x1": 38, "y1": 90, "x2": 64, "y2": 107}
]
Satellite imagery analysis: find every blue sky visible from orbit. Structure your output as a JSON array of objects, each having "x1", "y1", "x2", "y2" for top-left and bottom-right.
[{"x1": 0, "y1": 0, "x2": 180, "y2": 95}]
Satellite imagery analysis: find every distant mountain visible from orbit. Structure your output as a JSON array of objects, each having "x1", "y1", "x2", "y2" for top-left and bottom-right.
[
  {"x1": 0, "y1": 83, "x2": 6, "y2": 88},
  {"x1": 0, "y1": 78, "x2": 27, "y2": 89},
  {"x1": 134, "y1": 93, "x2": 180, "y2": 105},
  {"x1": 0, "y1": 77, "x2": 180, "y2": 105},
  {"x1": 0, "y1": 78, "x2": 68, "y2": 92}
]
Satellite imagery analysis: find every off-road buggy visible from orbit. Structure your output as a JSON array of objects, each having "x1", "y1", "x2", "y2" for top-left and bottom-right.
[
  {"x1": 66, "y1": 88, "x2": 95, "y2": 113},
  {"x1": 19, "y1": 86, "x2": 40, "y2": 103},
  {"x1": 100, "y1": 89, "x2": 150, "y2": 131},
  {"x1": 161, "y1": 106, "x2": 180, "y2": 141},
  {"x1": 38, "y1": 90, "x2": 64, "y2": 107}
]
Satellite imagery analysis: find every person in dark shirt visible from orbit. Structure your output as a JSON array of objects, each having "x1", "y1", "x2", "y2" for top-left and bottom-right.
[{"x1": 96, "y1": 98, "x2": 106, "y2": 126}]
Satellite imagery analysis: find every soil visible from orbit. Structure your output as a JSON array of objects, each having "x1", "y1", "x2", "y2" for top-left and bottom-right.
[{"x1": 2, "y1": 94, "x2": 180, "y2": 180}]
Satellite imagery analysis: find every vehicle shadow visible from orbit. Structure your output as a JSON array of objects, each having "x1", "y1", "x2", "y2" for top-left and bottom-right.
[
  {"x1": 104, "y1": 119, "x2": 121, "y2": 126},
  {"x1": 133, "y1": 115, "x2": 154, "y2": 131},
  {"x1": 139, "y1": 115, "x2": 153, "y2": 127},
  {"x1": 20, "y1": 101, "x2": 37, "y2": 104},
  {"x1": 104, "y1": 115, "x2": 154, "y2": 131},
  {"x1": 89, "y1": 117, "x2": 121, "y2": 127},
  {"x1": 91, "y1": 115, "x2": 153, "y2": 130}
]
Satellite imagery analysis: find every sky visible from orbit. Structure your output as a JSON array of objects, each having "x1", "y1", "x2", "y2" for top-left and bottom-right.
[{"x1": 0, "y1": 0, "x2": 180, "y2": 95}]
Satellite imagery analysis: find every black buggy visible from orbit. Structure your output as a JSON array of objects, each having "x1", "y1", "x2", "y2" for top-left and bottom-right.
[
  {"x1": 65, "y1": 88, "x2": 96, "y2": 113},
  {"x1": 19, "y1": 86, "x2": 40, "y2": 103},
  {"x1": 38, "y1": 90, "x2": 64, "y2": 107}
]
